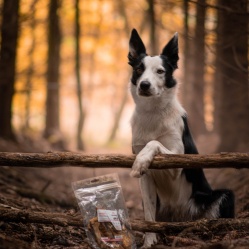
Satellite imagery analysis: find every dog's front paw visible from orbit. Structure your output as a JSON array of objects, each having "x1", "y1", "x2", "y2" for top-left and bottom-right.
[
  {"x1": 130, "y1": 167, "x2": 147, "y2": 178},
  {"x1": 142, "y1": 232, "x2": 157, "y2": 248},
  {"x1": 130, "y1": 157, "x2": 150, "y2": 178}
]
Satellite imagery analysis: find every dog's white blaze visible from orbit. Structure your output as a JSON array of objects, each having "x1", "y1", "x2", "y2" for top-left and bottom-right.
[{"x1": 137, "y1": 56, "x2": 166, "y2": 96}]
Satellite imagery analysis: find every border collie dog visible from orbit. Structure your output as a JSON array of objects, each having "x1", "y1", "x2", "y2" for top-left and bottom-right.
[{"x1": 128, "y1": 29, "x2": 234, "y2": 247}]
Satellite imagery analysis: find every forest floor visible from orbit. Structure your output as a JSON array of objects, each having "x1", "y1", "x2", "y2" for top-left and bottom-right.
[{"x1": 0, "y1": 137, "x2": 249, "y2": 249}]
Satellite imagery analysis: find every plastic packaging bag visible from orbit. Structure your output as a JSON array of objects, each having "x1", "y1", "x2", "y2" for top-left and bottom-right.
[{"x1": 72, "y1": 173, "x2": 136, "y2": 249}]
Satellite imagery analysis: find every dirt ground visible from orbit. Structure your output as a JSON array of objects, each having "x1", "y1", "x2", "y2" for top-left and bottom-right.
[{"x1": 0, "y1": 137, "x2": 249, "y2": 249}]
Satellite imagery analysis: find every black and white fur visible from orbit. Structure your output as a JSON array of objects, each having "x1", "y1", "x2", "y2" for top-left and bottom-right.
[{"x1": 128, "y1": 29, "x2": 234, "y2": 247}]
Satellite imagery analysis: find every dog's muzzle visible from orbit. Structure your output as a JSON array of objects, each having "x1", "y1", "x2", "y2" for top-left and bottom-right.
[{"x1": 139, "y1": 81, "x2": 152, "y2": 96}]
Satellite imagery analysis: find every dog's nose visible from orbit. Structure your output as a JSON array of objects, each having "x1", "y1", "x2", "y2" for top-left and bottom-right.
[{"x1": 140, "y1": 81, "x2": 151, "y2": 91}]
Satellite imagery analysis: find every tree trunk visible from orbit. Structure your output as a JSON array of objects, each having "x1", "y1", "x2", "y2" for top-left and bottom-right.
[
  {"x1": 0, "y1": 0, "x2": 20, "y2": 140},
  {"x1": 75, "y1": 0, "x2": 84, "y2": 150},
  {"x1": 108, "y1": 87, "x2": 129, "y2": 143},
  {"x1": 24, "y1": 0, "x2": 38, "y2": 130},
  {"x1": 147, "y1": 0, "x2": 157, "y2": 55},
  {"x1": 182, "y1": 1, "x2": 195, "y2": 129},
  {"x1": 216, "y1": 0, "x2": 249, "y2": 152},
  {"x1": 183, "y1": 0, "x2": 207, "y2": 140},
  {"x1": 44, "y1": 0, "x2": 64, "y2": 148},
  {"x1": 213, "y1": 1, "x2": 222, "y2": 136},
  {"x1": 107, "y1": 0, "x2": 130, "y2": 143},
  {"x1": 190, "y1": 0, "x2": 206, "y2": 137},
  {"x1": 182, "y1": 0, "x2": 190, "y2": 107}
]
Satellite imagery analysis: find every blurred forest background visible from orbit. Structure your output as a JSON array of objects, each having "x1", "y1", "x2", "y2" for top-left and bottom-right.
[
  {"x1": 0, "y1": 1, "x2": 248, "y2": 247},
  {"x1": 0, "y1": 0, "x2": 248, "y2": 154}
]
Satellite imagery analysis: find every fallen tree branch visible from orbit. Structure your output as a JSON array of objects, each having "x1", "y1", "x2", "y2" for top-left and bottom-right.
[
  {"x1": 131, "y1": 218, "x2": 249, "y2": 234},
  {"x1": 0, "y1": 152, "x2": 249, "y2": 169},
  {"x1": 1, "y1": 207, "x2": 249, "y2": 235},
  {"x1": 167, "y1": 235, "x2": 205, "y2": 247},
  {"x1": 0, "y1": 206, "x2": 82, "y2": 227}
]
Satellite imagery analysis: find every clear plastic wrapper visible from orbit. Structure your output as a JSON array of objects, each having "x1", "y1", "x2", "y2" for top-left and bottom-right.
[{"x1": 72, "y1": 173, "x2": 136, "y2": 249}]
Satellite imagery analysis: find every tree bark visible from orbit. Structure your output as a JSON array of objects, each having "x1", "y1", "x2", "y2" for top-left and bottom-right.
[
  {"x1": 44, "y1": 0, "x2": 64, "y2": 148},
  {"x1": 216, "y1": 0, "x2": 249, "y2": 152},
  {"x1": 182, "y1": 1, "x2": 195, "y2": 123},
  {"x1": 0, "y1": 152, "x2": 248, "y2": 169},
  {"x1": 213, "y1": 0, "x2": 223, "y2": 136},
  {"x1": 147, "y1": 0, "x2": 158, "y2": 55},
  {"x1": 24, "y1": 0, "x2": 38, "y2": 130},
  {"x1": 190, "y1": 0, "x2": 206, "y2": 137},
  {"x1": 0, "y1": 0, "x2": 20, "y2": 140},
  {"x1": 183, "y1": 0, "x2": 207, "y2": 140},
  {"x1": 75, "y1": 0, "x2": 84, "y2": 150}
]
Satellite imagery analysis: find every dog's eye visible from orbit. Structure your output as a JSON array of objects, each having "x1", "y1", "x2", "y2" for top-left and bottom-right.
[
  {"x1": 136, "y1": 68, "x2": 143, "y2": 74},
  {"x1": 157, "y1": 69, "x2": 165, "y2": 74}
]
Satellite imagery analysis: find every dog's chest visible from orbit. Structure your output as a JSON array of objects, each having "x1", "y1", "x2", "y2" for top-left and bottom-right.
[
  {"x1": 131, "y1": 110, "x2": 182, "y2": 153},
  {"x1": 150, "y1": 170, "x2": 193, "y2": 221},
  {"x1": 132, "y1": 115, "x2": 163, "y2": 146}
]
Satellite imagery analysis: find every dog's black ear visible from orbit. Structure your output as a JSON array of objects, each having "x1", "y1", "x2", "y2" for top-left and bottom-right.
[
  {"x1": 161, "y1": 33, "x2": 179, "y2": 70},
  {"x1": 128, "y1": 29, "x2": 146, "y2": 65}
]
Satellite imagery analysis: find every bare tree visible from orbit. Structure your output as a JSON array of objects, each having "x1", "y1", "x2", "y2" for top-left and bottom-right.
[
  {"x1": 0, "y1": 0, "x2": 20, "y2": 140},
  {"x1": 147, "y1": 0, "x2": 158, "y2": 55},
  {"x1": 182, "y1": 0, "x2": 207, "y2": 140},
  {"x1": 75, "y1": 0, "x2": 84, "y2": 150},
  {"x1": 190, "y1": 0, "x2": 206, "y2": 137},
  {"x1": 24, "y1": 0, "x2": 38, "y2": 130},
  {"x1": 44, "y1": 0, "x2": 64, "y2": 148},
  {"x1": 182, "y1": 0, "x2": 194, "y2": 121},
  {"x1": 216, "y1": 0, "x2": 249, "y2": 152}
]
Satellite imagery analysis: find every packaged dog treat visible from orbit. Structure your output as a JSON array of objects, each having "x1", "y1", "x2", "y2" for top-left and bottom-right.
[{"x1": 72, "y1": 174, "x2": 136, "y2": 249}]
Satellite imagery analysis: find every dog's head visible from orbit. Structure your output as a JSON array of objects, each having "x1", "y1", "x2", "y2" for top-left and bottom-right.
[{"x1": 128, "y1": 29, "x2": 179, "y2": 98}]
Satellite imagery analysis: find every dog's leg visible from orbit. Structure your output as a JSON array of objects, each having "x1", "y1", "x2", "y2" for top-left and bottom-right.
[
  {"x1": 139, "y1": 174, "x2": 158, "y2": 248},
  {"x1": 130, "y1": 140, "x2": 172, "y2": 178},
  {"x1": 131, "y1": 141, "x2": 173, "y2": 247}
]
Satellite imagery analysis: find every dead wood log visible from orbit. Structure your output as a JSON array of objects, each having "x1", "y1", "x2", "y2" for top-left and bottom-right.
[
  {"x1": 1, "y1": 207, "x2": 249, "y2": 235},
  {"x1": 0, "y1": 152, "x2": 249, "y2": 169}
]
